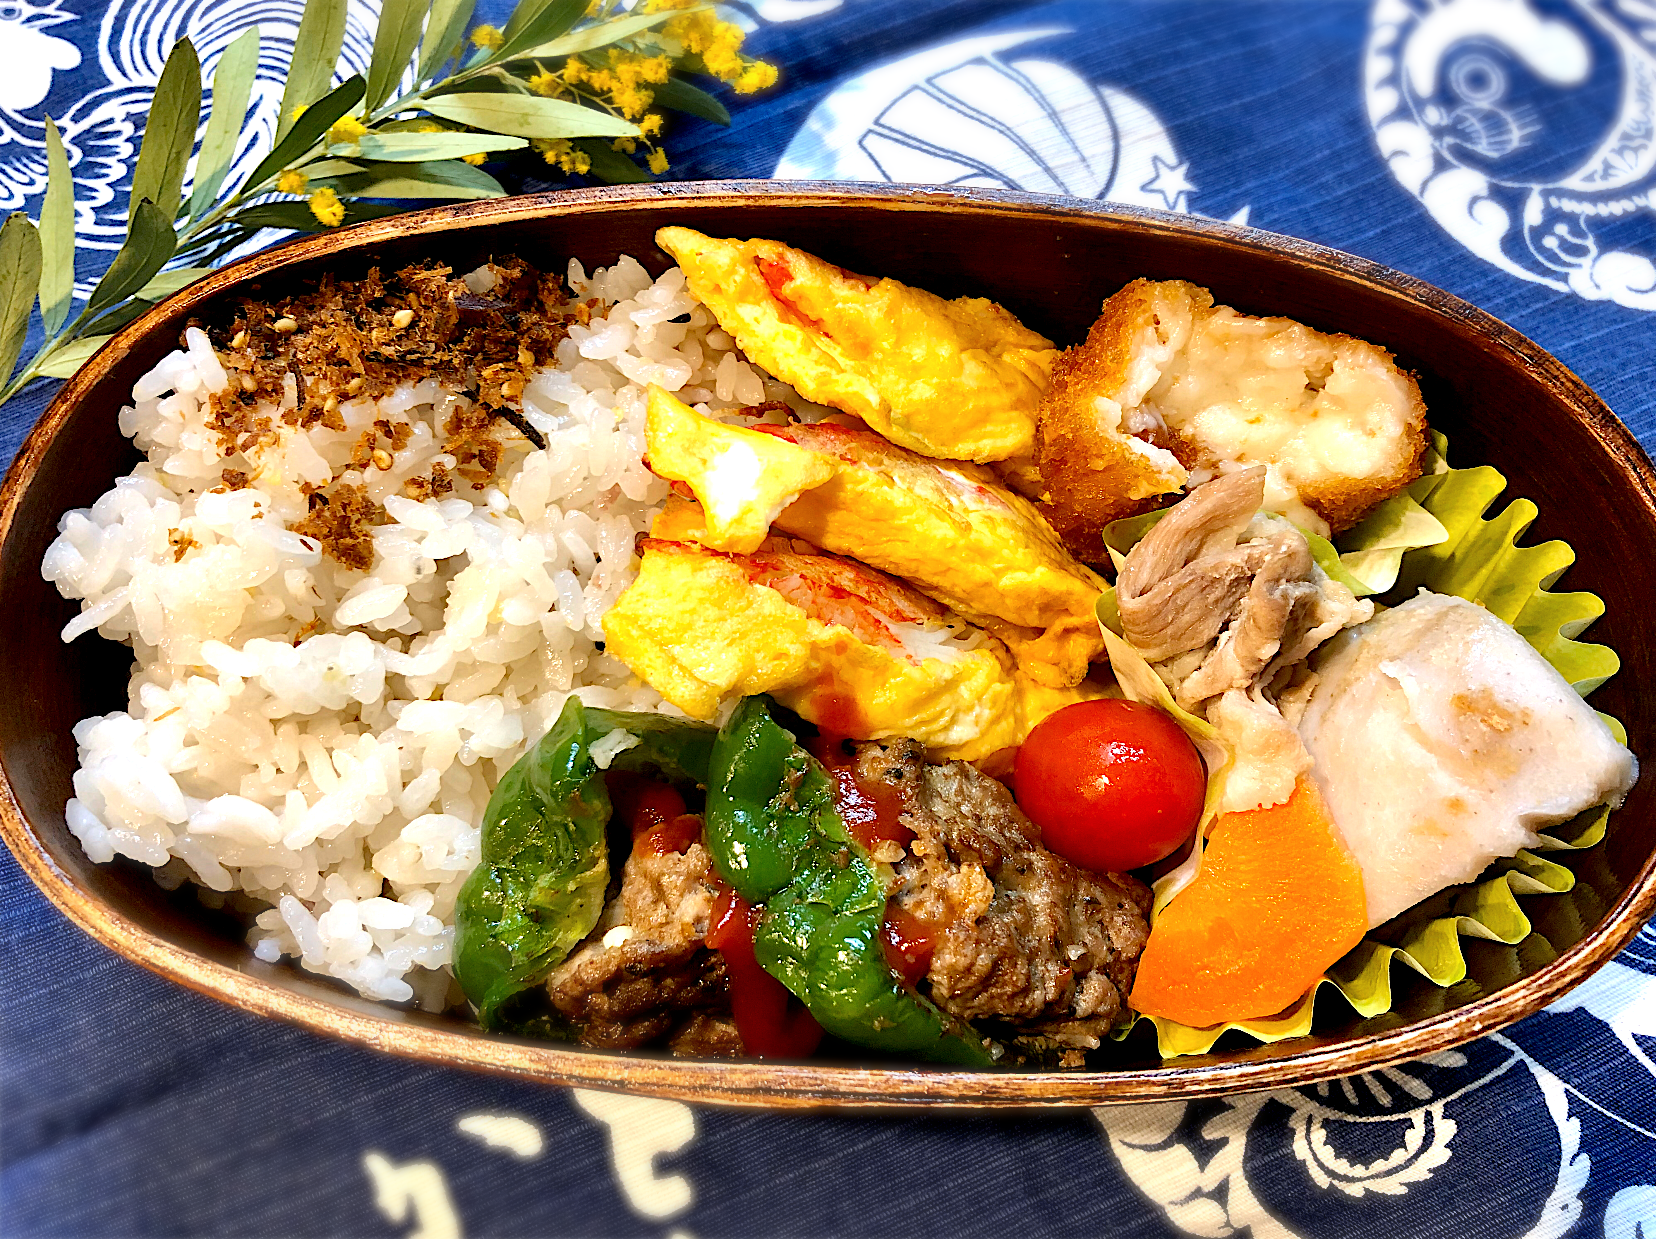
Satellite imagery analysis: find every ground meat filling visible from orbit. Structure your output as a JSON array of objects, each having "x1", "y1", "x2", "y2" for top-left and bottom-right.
[
  {"x1": 544, "y1": 841, "x2": 744, "y2": 1054},
  {"x1": 866, "y1": 741, "x2": 1152, "y2": 1051}
]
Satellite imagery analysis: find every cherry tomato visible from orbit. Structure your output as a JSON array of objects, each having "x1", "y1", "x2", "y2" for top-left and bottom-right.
[{"x1": 1013, "y1": 699, "x2": 1205, "y2": 872}]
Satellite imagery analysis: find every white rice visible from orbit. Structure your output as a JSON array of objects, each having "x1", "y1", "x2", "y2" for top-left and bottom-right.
[{"x1": 41, "y1": 255, "x2": 798, "y2": 1007}]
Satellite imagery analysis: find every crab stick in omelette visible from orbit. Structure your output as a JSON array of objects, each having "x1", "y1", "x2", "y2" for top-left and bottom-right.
[
  {"x1": 655, "y1": 227, "x2": 1058, "y2": 464},
  {"x1": 643, "y1": 387, "x2": 1106, "y2": 689},
  {"x1": 602, "y1": 525, "x2": 1098, "y2": 763}
]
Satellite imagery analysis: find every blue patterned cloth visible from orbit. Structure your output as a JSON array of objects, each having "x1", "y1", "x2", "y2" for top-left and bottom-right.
[{"x1": 4, "y1": 1, "x2": 1656, "y2": 1235}]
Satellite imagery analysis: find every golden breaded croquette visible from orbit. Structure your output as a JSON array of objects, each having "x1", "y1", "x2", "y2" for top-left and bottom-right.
[
  {"x1": 1034, "y1": 279, "x2": 1428, "y2": 560},
  {"x1": 656, "y1": 227, "x2": 1058, "y2": 464}
]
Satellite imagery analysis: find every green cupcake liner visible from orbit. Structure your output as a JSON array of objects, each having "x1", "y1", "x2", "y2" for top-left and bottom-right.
[{"x1": 1103, "y1": 433, "x2": 1628, "y2": 1058}]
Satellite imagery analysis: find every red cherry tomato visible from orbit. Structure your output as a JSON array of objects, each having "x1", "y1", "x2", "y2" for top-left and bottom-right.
[{"x1": 1013, "y1": 699, "x2": 1205, "y2": 872}]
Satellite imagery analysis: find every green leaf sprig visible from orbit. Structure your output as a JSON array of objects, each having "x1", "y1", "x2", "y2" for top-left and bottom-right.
[{"x1": 0, "y1": 0, "x2": 778, "y2": 408}]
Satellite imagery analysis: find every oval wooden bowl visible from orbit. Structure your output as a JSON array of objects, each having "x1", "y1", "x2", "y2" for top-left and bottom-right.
[{"x1": 2, "y1": 182, "x2": 1653, "y2": 1108}]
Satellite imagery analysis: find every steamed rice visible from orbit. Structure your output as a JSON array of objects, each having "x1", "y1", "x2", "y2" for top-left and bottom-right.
[{"x1": 41, "y1": 255, "x2": 796, "y2": 1007}]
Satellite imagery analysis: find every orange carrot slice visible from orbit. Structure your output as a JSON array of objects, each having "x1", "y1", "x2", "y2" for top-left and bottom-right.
[{"x1": 1129, "y1": 777, "x2": 1366, "y2": 1028}]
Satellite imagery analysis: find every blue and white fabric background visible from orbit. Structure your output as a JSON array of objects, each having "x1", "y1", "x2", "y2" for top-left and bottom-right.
[{"x1": 3, "y1": 1, "x2": 1656, "y2": 1235}]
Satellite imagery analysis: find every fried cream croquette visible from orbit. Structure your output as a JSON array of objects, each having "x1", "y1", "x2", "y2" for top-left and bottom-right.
[{"x1": 1032, "y1": 279, "x2": 1428, "y2": 560}]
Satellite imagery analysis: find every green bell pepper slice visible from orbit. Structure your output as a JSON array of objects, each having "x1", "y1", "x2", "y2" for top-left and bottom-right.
[
  {"x1": 705, "y1": 696, "x2": 997, "y2": 1066},
  {"x1": 702, "y1": 698, "x2": 841, "y2": 904},
  {"x1": 453, "y1": 697, "x2": 716, "y2": 1029}
]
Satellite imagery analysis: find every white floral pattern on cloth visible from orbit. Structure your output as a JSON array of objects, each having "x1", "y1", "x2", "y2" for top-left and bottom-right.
[
  {"x1": 1365, "y1": 0, "x2": 1656, "y2": 310},
  {"x1": 0, "y1": 0, "x2": 83, "y2": 116},
  {"x1": 1098, "y1": 1043, "x2": 1588, "y2": 1238},
  {"x1": 3, "y1": 1, "x2": 1656, "y2": 1233},
  {"x1": 0, "y1": 0, "x2": 378, "y2": 257},
  {"x1": 720, "y1": 0, "x2": 846, "y2": 28},
  {"x1": 352, "y1": 1098, "x2": 701, "y2": 1238},
  {"x1": 1098, "y1": 923, "x2": 1656, "y2": 1239},
  {"x1": 772, "y1": 30, "x2": 1215, "y2": 215}
]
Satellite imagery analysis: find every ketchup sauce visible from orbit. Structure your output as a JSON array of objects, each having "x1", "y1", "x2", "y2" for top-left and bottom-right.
[
  {"x1": 705, "y1": 885, "x2": 824, "y2": 1059},
  {"x1": 757, "y1": 256, "x2": 794, "y2": 299},
  {"x1": 755, "y1": 257, "x2": 828, "y2": 334},
  {"x1": 808, "y1": 732, "x2": 915, "y2": 852},
  {"x1": 641, "y1": 813, "x2": 703, "y2": 856},
  {"x1": 881, "y1": 905, "x2": 938, "y2": 987},
  {"x1": 605, "y1": 772, "x2": 701, "y2": 856},
  {"x1": 805, "y1": 731, "x2": 944, "y2": 990}
]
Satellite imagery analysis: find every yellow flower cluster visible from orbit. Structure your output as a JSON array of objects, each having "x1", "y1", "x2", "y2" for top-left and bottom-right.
[
  {"x1": 308, "y1": 187, "x2": 345, "y2": 227},
  {"x1": 600, "y1": 129, "x2": 666, "y2": 172},
  {"x1": 732, "y1": 61, "x2": 779, "y2": 95},
  {"x1": 276, "y1": 169, "x2": 309, "y2": 195},
  {"x1": 552, "y1": 49, "x2": 670, "y2": 119},
  {"x1": 642, "y1": 0, "x2": 779, "y2": 94},
  {"x1": 531, "y1": 138, "x2": 593, "y2": 175},
  {"x1": 449, "y1": 2, "x2": 778, "y2": 185},
  {"x1": 327, "y1": 115, "x2": 368, "y2": 145},
  {"x1": 609, "y1": 48, "x2": 672, "y2": 118}
]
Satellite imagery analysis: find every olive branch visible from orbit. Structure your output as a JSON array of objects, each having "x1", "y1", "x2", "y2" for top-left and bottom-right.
[{"x1": 0, "y1": 0, "x2": 775, "y2": 410}]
